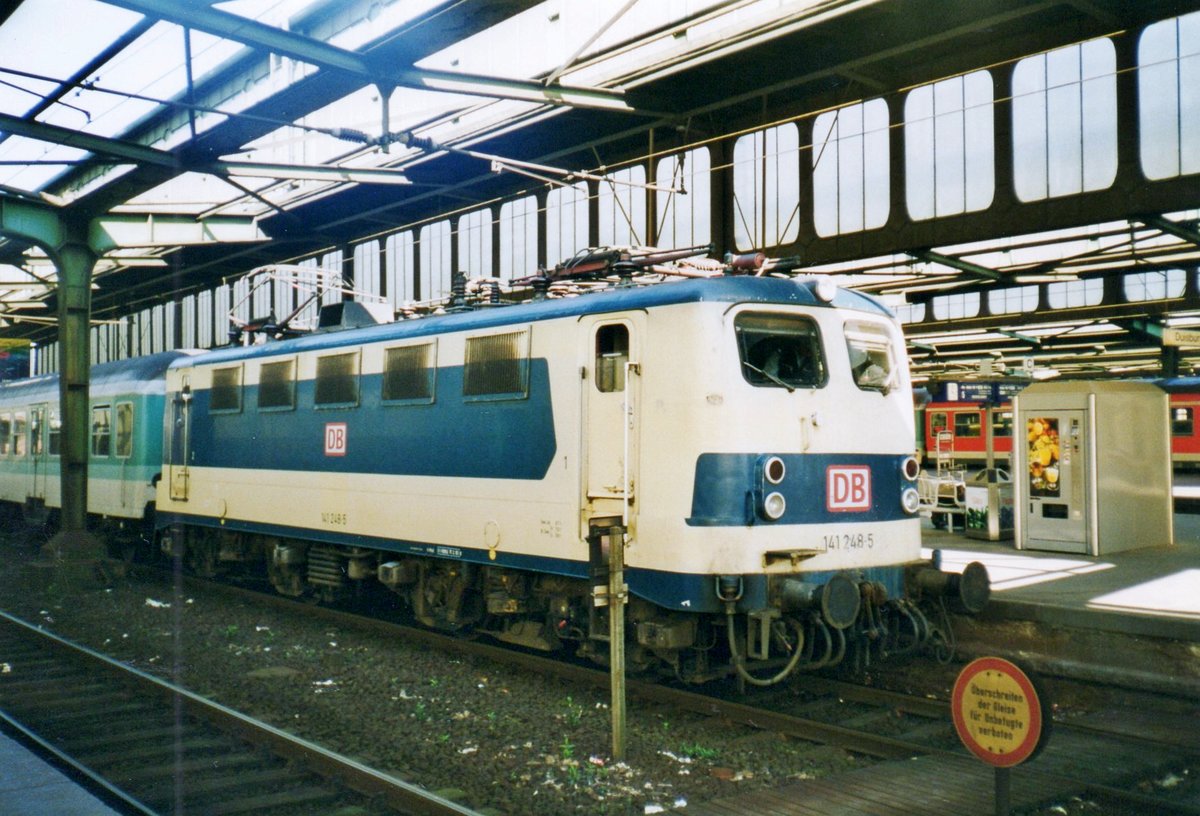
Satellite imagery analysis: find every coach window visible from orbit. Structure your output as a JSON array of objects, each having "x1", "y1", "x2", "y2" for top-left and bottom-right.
[
  {"x1": 315, "y1": 351, "x2": 361, "y2": 407},
  {"x1": 954, "y1": 411, "x2": 982, "y2": 438},
  {"x1": 1172, "y1": 406, "x2": 1194, "y2": 436},
  {"x1": 12, "y1": 411, "x2": 26, "y2": 457},
  {"x1": 929, "y1": 412, "x2": 949, "y2": 435},
  {"x1": 92, "y1": 406, "x2": 112, "y2": 457},
  {"x1": 209, "y1": 365, "x2": 243, "y2": 413},
  {"x1": 48, "y1": 410, "x2": 61, "y2": 456},
  {"x1": 0, "y1": 414, "x2": 10, "y2": 456},
  {"x1": 464, "y1": 329, "x2": 530, "y2": 401},
  {"x1": 736, "y1": 313, "x2": 825, "y2": 390},
  {"x1": 115, "y1": 402, "x2": 134, "y2": 458},
  {"x1": 595, "y1": 325, "x2": 629, "y2": 393},
  {"x1": 258, "y1": 358, "x2": 296, "y2": 411},
  {"x1": 844, "y1": 321, "x2": 896, "y2": 394},
  {"x1": 993, "y1": 410, "x2": 1013, "y2": 438},
  {"x1": 29, "y1": 409, "x2": 42, "y2": 456},
  {"x1": 382, "y1": 343, "x2": 436, "y2": 404}
]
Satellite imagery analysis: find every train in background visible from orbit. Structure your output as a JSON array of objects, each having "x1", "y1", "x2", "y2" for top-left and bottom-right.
[
  {"x1": 0, "y1": 253, "x2": 988, "y2": 686},
  {"x1": 916, "y1": 378, "x2": 1200, "y2": 469}
]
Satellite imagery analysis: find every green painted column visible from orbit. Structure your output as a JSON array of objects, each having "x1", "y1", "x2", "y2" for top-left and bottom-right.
[{"x1": 44, "y1": 233, "x2": 105, "y2": 561}]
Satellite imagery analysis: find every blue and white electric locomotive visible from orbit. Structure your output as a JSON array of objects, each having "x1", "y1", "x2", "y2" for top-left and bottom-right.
[{"x1": 156, "y1": 267, "x2": 986, "y2": 684}]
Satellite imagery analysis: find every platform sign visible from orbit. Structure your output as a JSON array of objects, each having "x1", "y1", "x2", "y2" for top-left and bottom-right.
[{"x1": 952, "y1": 656, "x2": 1048, "y2": 767}]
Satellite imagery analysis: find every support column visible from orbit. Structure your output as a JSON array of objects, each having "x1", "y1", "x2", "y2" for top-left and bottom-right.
[{"x1": 44, "y1": 234, "x2": 105, "y2": 562}]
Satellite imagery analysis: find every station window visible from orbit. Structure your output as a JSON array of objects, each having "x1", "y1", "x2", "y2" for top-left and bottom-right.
[
  {"x1": 382, "y1": 343, "x2": 436, "y2": 404},
  {"x1": 735, "y1": 313, "x2": 825, "y2": 390},
  {"x1": 732, "y1": 123, "x2": 800, "y2": 251},
  {"x1": 1011, "y1": 38, "x2": 1117, "y2": 201},
  {"x1": 1139, "y1": 12, "x2": 1200, "y2": 180},
  {"x1": 457, "y1": 207, "x2": 494, "y2": 278},
  {"x1": 954, "y1": 411, "x2": 982, "y2": 438},
  {"x1": 464, "y1": 329, "x2": 530, "y2": 400},
  {"x1": 114, "y1": 403, "x2": 133, "y2": 458},
  {"x1": 598, "y1": 165, "x2": 647, "y2": 247},
  {"x1": 315, "y1": 351, "x2": 361, "y2": 407},
  {"x1": 1124, "y1": 269, "x2": 1185, "y2": 302},
  {"x1": 655, "y1": 147, "x2": 711, "y2": 249},
  {"x1": 258, "y1": 358, "x2": 296, "y2": 411},
  {"x1": 92, "y1": 406, "x2": 112, "y2": 457},
  {"x1": 209, "y1": 365, "x2": 243, "y2": 413},
  {"x1": 812, "y1": 99, "x2": 890, "y2": 237},
  {"x1": 595, "y1": 325, "x2": 629, "y2": 393},
  {"x1": 1172, "y1": 406, "x2": 1194, "y2": 437},
  {"x1": 545, "y1": 182, "x2": 589, "y2": 269}
]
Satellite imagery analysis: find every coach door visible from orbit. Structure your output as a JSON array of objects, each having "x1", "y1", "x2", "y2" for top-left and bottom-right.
[
  {"x1": 27, "y1": 404, "x2": 47, "y2": 501},
  {"x1": 167, "y1": 380, "x2": 191, "y2": 501},
  {"x1": 583, "y1": 317, "x2": 642, "y2": 527}
]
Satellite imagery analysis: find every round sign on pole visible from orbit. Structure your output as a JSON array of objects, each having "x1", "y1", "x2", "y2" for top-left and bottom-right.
[{"x1": 951, "y1": 656, "x2": 1049, "y2": 768}]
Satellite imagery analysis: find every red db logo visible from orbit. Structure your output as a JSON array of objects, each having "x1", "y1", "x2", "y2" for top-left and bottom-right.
[
  {"x1": 324, "y1": 422, "x2": 347, "y2": 456},
  {"x1": 827, "y1": 466, "x2": 870, "y2": 511}
]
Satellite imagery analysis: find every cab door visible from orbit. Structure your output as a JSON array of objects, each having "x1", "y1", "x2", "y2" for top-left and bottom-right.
[
  {"x1": 167, "y1": 378, "x2": 192, "y2": 501},
  {"x1": 581, "y1": 316, "x2": 643, "y2": 529}
]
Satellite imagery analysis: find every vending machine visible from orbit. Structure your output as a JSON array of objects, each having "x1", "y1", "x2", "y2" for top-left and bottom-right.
[{"x1": 1014, "y1": 381, "x2": 1172, "y2": 554}]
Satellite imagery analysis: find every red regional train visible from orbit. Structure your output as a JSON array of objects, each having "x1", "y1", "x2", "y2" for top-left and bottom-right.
[{"x1": 916, "y1": 379, "x2": 1200, "y2": 470}]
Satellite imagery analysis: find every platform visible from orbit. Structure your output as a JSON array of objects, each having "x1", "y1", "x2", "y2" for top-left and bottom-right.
[{"x1": 0, "y1": 730, "x2": 121, "y2": 816}]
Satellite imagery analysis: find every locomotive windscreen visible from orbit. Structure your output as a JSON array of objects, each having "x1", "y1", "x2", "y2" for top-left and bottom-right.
[{"x1": 735, "y1": 313, "x2": 825, "y2": 390}]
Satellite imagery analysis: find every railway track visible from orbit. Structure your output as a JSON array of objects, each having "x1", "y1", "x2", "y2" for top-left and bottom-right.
[
  {"x1": 157, "y1": 572, "x2": 1200, "y2": 815},
  {"x1": 0, "y1": 609, "x2": 482, "y2": 816}
]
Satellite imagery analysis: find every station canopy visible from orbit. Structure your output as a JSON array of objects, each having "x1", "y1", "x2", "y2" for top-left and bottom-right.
[{"x1": 0, "y1": 0, "x2": 1197, "y2": 383}]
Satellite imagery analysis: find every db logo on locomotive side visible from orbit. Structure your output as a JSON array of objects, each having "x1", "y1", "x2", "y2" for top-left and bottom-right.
[{"x1": 826, "y1": 466, "x2": 871, "y2": 512}]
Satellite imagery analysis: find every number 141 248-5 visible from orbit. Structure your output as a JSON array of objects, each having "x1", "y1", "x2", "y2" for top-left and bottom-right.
[{"x1": 823, "y1": 533, "x2": 875, "y2": 550}]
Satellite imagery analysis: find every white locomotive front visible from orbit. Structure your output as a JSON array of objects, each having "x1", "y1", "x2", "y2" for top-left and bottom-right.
[{"x1": 157, "y1": 267, "x2": 987, "y2": 685}]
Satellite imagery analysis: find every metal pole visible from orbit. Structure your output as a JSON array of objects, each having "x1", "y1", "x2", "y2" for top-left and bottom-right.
[
  {"x1": 995, "y1": 766, "x2": 1011, "y2": 816},
  {"x1": 607, "y1": 525, "x2": 626, "y2": 761}
]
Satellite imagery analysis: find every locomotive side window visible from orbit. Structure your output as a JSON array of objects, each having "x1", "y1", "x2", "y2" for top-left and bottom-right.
[
  {"x1": 954, "y1": 411, "x2": 982, "y2": 438},
  {"x1": 1173, "y1": 406, "x2": 1194, "y2": 436},
  {"x1": 382, "y1": 343, "x2": 436, "y2": 404},
  {"x1": 464, "y1": 329, "x2": 530, "y2": 400},
  {"x1": 736, "y1": 313, "x2": 824, "y2": 389},
  {"x1": 209, "y1": 365, "x2": 243, "y2": 413},
  {"x1": 48, "y1": 410, "x2": 61, "y2": 456},
  {"x1": 115, "y1": 402, "x2": 134, "y2": 458},
  {"x1": 844, "y1": 321, "x2": 896, "y2": 394},
  {"x1": 258, "y1": 358, "x2": 296, "y2": 411},
  {"x1": 0, "y1": 413, "x2": 10, "y2": 456},
  {"x1": 92, "y1": 405, "x2": 112, "y2": 457},
  {"x1": 595, "y1": 324, "x2": 629, "y2": 393},
  {"x1": 315, "y1": 351, "x2": 361, "y2": 407}
]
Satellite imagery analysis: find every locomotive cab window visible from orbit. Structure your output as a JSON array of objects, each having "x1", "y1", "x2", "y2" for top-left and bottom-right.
[
  {"x1": 595, "y1": 324, "x2": 629, "y2": 393},
  {"x1": 844, "y1": 321, "x2": 896, "y2": 394},
  {"x1": 92, "y1": 405, "x2": 112, "y2": 457},
  {"x1": 736, "y1": 313, "x2": 824, "y2": 390},
  {"x1": 209, "y1": 365, "x2": 243, "y2": 413},
  {"x1": 1172, "y1": 406, "x2": 1194, "y2": 436},
  {"x1": 258, "y1": 358, "x2": 296, "y2": 411},
  {"x1": 315, "y1": 351, "x2": 361, "y2": 407},
  {"x1": 115, "y1": 402, "x2": 134, "y2": 458},
  {"x1": 382, "y1": 342, "x2": 436, "y2": 404}
]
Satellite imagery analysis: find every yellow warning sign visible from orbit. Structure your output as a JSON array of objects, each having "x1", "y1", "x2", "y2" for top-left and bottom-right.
[{"x1": 951, "y1": 657, "x2": 1047, "y2": 767}]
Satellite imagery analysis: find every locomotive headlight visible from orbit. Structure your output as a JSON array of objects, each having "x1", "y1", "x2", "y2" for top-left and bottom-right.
[
  {"x1": 761, "y1": 491, "x2": 787, "y2": 521},
  {"x1": 901, "y1": 455, "x2": 920, "y2": 481},
  {"x1": 802, "y1": 275, "x2": 838, "y2": 303},
  {"x1": 901, "y1": 486, "x2": 920, "y2": 515}
]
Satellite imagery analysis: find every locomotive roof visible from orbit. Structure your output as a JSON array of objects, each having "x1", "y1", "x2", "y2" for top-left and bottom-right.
[
  {"x1": 0, "y1": 350, "x2": 200, "y2": 401},
  {"x1": 181, "y1": 275, "x2": 894, "y2": 367}
]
